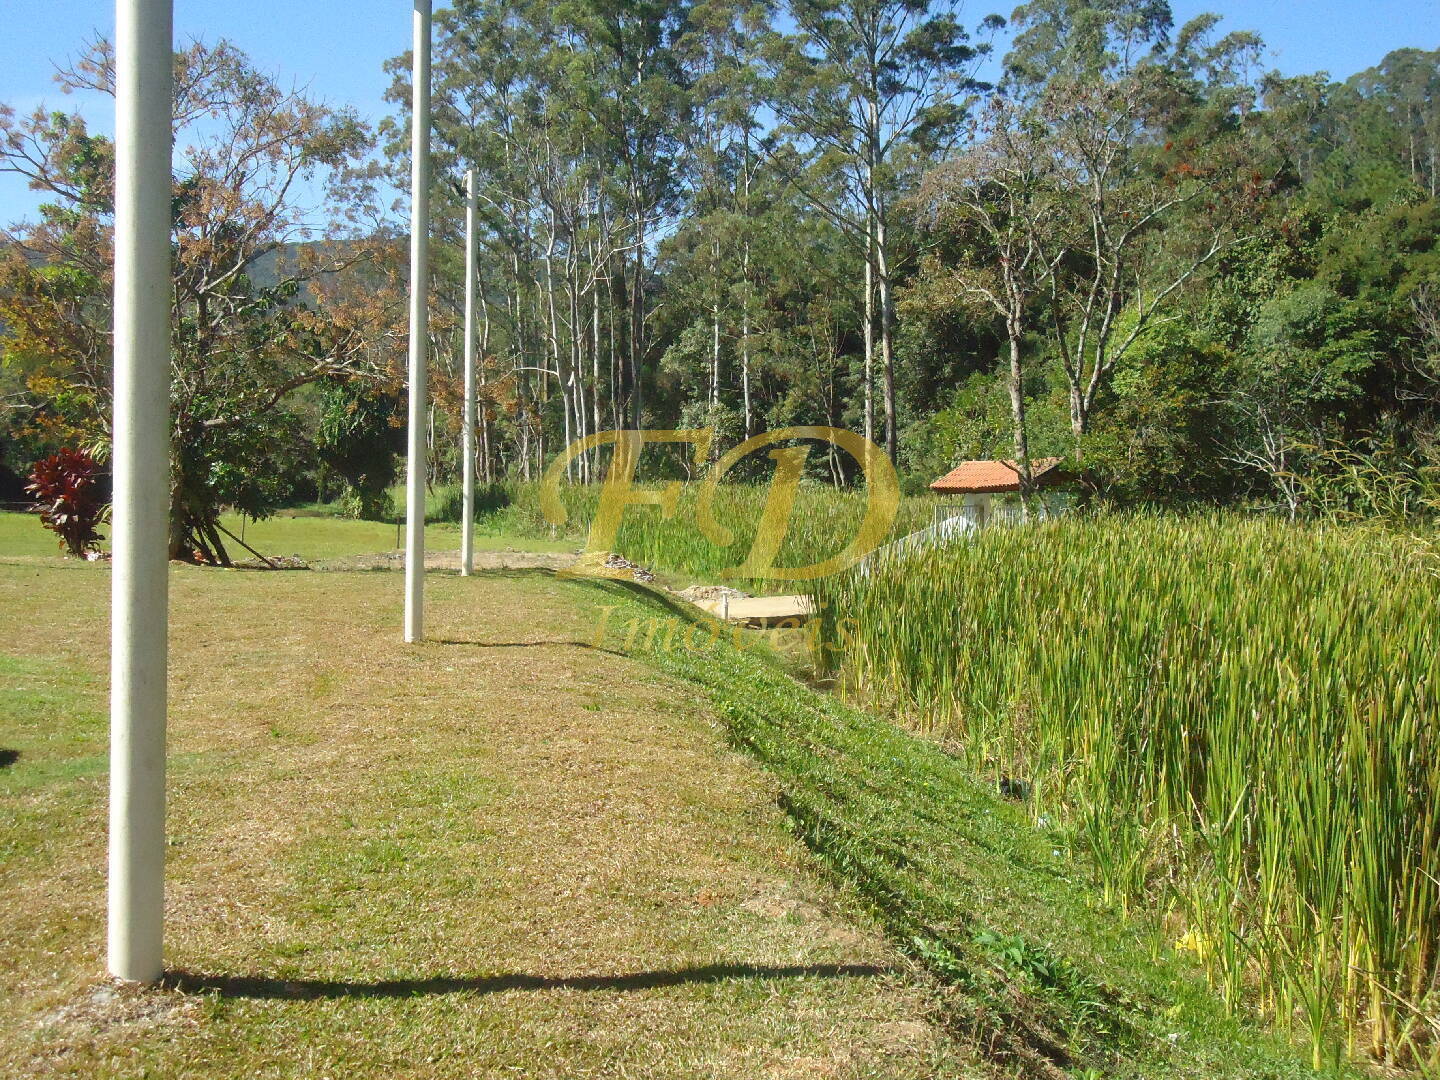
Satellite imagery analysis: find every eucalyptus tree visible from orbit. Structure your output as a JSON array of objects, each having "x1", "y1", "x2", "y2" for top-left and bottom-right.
[
  {"x1": 913, "y1": 96, "x2": 1064, "y2": 500},
  {"x1": 999, "y1": 1, "x2": 1266, "y2": 448},
  {"x1": 1345, "y1": 48, "x2": 1440, "y2": 199},
  {"x1": 675, "y1": 0, "x2": 772, "y2": 436},
  {"x1": 392, "y1": 0, "x2": 568, "y2": 479},
  {"x1": 552, "y1": 0, "x2": 694, "y2": 431},
  {"x1": 762, "y1": 0, "x2": 996, "y2": 460},
  {"x1": 1256, "y1": 47, "x2": 1440, "y2": 210},
  {"x1": 746, "y1": 186, "x2": 863, "y2": 464},
  {"x1": 1039, "y1": 48, "x2": 1263, "y2": 442},
  {"x1": 1002, "y1": 0, "x2": 1175, "y2": 90},
  {"x1": 658, "y1": 140, "x2": 858, "y2": 451},
  {"x1": 394, "y1": 0, "x2": 694, "y2": 484}
]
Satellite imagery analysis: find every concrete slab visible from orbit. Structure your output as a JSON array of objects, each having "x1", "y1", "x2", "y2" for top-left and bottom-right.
[{"x1": 691, "y1": 594, "x2": 816, "y2": 625}]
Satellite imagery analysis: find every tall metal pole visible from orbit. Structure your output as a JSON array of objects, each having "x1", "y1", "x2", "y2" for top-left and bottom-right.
[
  {"x1": 109, "y1": 0, "x2": 173, "y2": 984},
  {"x1": 461, "y1": 168, "x2": 477, "y2": 577},
  {"x1": 404, "y1": 0, "x2": 432, "y2": 641}
]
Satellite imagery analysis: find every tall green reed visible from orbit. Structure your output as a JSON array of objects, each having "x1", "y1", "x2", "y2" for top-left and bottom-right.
[{"x1": 815, "y1": 513, "x2": 1440, "y2": 1069}]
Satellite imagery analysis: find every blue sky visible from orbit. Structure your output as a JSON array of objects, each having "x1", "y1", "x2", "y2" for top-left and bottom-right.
[{"x1": 1, "y1": 0, "x2": 1436, "y2": 225}]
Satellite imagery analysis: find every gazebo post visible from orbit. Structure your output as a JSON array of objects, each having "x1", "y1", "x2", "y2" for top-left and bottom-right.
[
  {"x1": 403, "y1": 0, "x2": 432, "y2": 641},
  {"x1": 109, "y1": 0, "x2": 174, "y2": 984}
]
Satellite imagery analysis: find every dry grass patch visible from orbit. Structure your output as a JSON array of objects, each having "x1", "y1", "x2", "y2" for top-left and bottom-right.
[{"x1": 0, "y1": 558, "x2": 970, "y2": 1079}]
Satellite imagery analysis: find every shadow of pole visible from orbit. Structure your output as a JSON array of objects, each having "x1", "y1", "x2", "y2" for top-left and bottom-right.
[
  {"x1": 163, "y1": 963, "x2": 889, "y2": 1000},
  {"x1": 430, "y1": 639, "x2": 630, "y2": 660}
]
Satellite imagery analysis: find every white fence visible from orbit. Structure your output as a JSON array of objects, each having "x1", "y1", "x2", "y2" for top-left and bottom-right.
[{"x1": 855, "y1": 499, "x2": 1052, "y2": 576}]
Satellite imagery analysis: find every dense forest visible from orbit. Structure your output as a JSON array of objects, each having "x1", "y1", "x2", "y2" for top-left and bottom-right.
[{"x1": 2, "y1": 0, "x2": 1439, "y2": 548}]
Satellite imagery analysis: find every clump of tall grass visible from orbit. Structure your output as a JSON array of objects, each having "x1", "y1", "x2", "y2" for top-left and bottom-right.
[
  {"x1": 606, "y1": 482, "x2": 928, "y2": 589},
  {"x1": 815, "y1": 513, "x2": 1440, "y2": 1069},
  {"x1": 448, "y1": 479, "x2": 928, "y2": 591}
]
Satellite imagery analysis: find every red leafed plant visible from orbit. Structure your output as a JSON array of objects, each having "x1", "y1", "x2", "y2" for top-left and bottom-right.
[{"x1": 26, "y1": 449, "x2": 108, "y2": 557}]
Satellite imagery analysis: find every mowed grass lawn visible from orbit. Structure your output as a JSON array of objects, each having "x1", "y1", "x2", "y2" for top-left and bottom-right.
[
  {"x1": 0, "y1": 509, "x2": 575, "y2": 562},
  {"x1": 0, "y1": 555, "x2": 961, "y2": 1079}
]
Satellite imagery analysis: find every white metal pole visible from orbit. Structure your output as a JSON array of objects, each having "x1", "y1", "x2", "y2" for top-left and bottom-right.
[
  {"x1": 460, "y1": 168, "x2": 477, "y2": 577},
  {"x1": 109, "y1": 0, "x2": 173, "y2": 984},
  {"x1": 404, "y1": 0, "x2": 432, "y2": 641}
]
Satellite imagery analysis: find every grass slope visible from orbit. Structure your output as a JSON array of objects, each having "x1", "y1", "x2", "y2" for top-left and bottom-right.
[{"x1": 598, "y1": 586, "x2": 1357, "y2": 1079}]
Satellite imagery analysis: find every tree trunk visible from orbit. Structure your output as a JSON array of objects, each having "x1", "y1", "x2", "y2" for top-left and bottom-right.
[
  {"x1": 609, "y1": 272, "x2": 621, "y2": 431},
  {"x1": 541, "y1": 225, "x2": 571, "y2": 478},
  {"x1": 875, "y1": 202, "x2": 897, "y2": 462},
  {"x1": 592, "y1": 279, "x2": 602, "y2": 440},
  {"x1": 630, "y1": 203, "x2": 645, "y2": 429},
  {"x1": 1069, "y1": 384, "x2": 1087, "y2": 460},
  {"x1": 167, "y1": 476, "x2": 188, "y2": 561},
  {"x1": 480, "y1": 404, "x2": 491, "y2": 484},
  {"x1": 862, "y1": 230, "x2": 875, "y2": 447},
  {"x1": 1006, "y1": 320, "x2": 1033, "y2": 517},
  {"x1": 568, "y1": 259, "x2": 586, "y2": 482}
]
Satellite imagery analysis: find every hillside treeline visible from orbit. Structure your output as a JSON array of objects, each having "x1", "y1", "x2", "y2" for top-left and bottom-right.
[{"x1": 2, "y1": 1, "x2": 1438, "y2": 549}]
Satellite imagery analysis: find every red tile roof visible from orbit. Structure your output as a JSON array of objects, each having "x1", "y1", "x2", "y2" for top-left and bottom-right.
[{"x1": 930, "y1": 458, "x2": 1067, "y2": 494}]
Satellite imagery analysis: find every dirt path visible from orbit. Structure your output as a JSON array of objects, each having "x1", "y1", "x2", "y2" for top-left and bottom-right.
[
  {"x1": 0, "y1": 562, "x2": 970, "y2": 1079},
  {"x1": 315, "y1": 547, "x2": 581, "y2": 573}
]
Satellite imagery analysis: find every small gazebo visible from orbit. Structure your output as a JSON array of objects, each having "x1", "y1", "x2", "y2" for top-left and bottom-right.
[{"x1": 929, "y1": 458, "x2": 1071, "y2": 526}]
